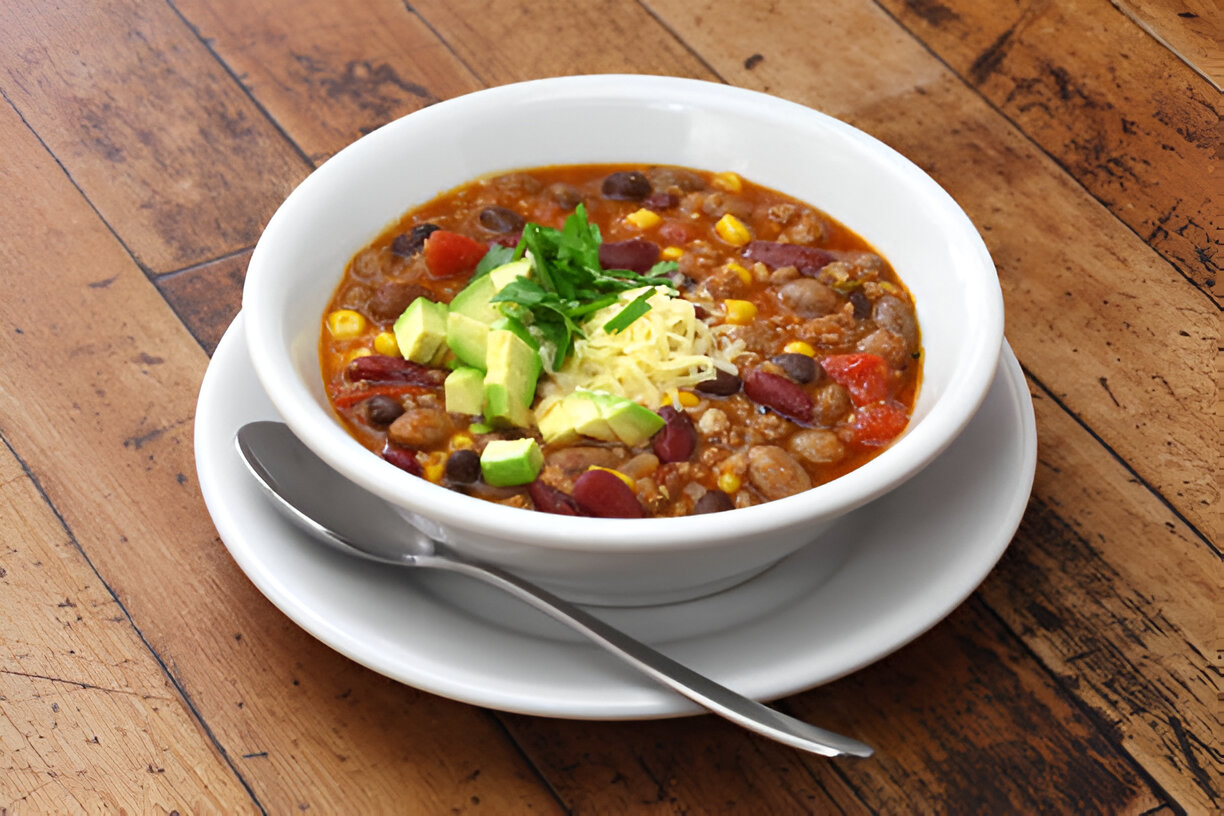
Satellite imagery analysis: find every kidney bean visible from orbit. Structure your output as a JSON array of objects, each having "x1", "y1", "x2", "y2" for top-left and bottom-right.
[
  {"x1": 743, "y1": 240, "x2": 836, "y2": 275},
  {"x1": 695, "y1": 368, "x2": 742, "y2": 396},
  {"x1": 743, "y1": 370, "x2": 814, "y2": 423},
  {"x1": 572, "y1": 469, "x2": 644, "y2": 518},
  {"x1": 364, "y1": 394, "x2": 404, "y2": 425},
  {"x1": 601, "y1": 171, "x2": 651, "y2": 201},
  {"x1": 528, "y1": 480, "x2": 587, "y2": 516},
  {"x1": 444, "y1": 449, "x2": 481, "y2": 484},
  {"x1": 390, "y1": 223, "x2": 439, "y2": 259},
  {"x1": 693, "y1": 489, "x2": 734, "y2": 514},
  {"x1": 477, "y1": 206, "x2": 524, "y2": 234},
  {"x1": 770, "y1": 353, "x2": 817, "y2": 383},
  {"x1": 642, "y1": 191, "x2": 678, "y2": 211},
  {"x1": 382, "y1": 444, "x2": 422, "y2": 476},
  {"x1": 599, "y1": 239, "x2": 660, "y2": 274},
  {"x1": 651, "y1": 406, "x2": 697, "y2": 462},
  {"x1": 348, "y1": 355, "x2": 447, "y2": 386}
]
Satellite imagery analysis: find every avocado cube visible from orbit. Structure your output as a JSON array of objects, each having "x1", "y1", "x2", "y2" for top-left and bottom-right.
[
  {"x1": 480, "y1": 438, "x2": 543, "y2": 487},
  {"x1": 448, "y1": 258, "x2": 532, "y2": 323},
  {"x1": 593, "y1": 392, "x2": 666, "y2": 446},
  {"x1": 537, "y1": 400, "x2": 579, "y2": 445},
  {"x1": 562, "y1": 390, "x2": 617, "y2": 442},
  {"x1": 483, "y1": 329, "x2": 540, "y2": 428},
  {"x1": 446, "y1": 312, "x2": 489, "y2": 370},
  {"x1": 444, "y1": 367, "x2": 485, "y2": 416},
  {"x1": 393, "y1": 297, "x2": 448, "y2": 364}
]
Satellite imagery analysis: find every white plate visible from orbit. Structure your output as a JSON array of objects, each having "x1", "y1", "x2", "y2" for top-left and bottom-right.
[{"x1": 195, "y1": 313, "x2": 1036, "y2": 719}]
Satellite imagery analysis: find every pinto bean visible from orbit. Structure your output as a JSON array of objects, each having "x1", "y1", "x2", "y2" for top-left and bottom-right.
[
  {"x1": 647, "y1": 166, "x2": 706, "y2": 192},
  {"x1": 812, "y1": 382, "x2": 852, "y2": 426},
  {"x1": 747, "y1": 445, "x2": 812, "y2": 500},
  {"x1": 788, "y1": 429, "x2": 846, "y2": 464},
  {"x1": 857, "y1": 327, "x2": 912, "y2": 368},
  {"x1": 368, "y1": 280, "x2": 434, "y2": 321},
  {"x1": 545, "y1": 446, "x2": 627, "y2": 478},
  {"x1": 777, "y1": 278, "x2": 839, "y2": 318},
  {"x1": 549, "y1": 182, "x2": 582, "y2": 210},
  {"x1": 873, "y1": 294, "x2": 919, "y2": 348},
  {"x1": 693, "y1": 489, "x2": 735, "y2": 514},
  {"x1": 387, "y1": 408, "x2": 452, "y2": 449}
]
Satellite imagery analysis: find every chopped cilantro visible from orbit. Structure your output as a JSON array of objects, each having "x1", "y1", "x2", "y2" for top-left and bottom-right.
[{"x1": 602, "y1": 289, "x2": 654, "y2": 334}]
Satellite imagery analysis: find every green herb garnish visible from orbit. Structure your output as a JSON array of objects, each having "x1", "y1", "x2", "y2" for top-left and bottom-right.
[{"x1": 486, "y1": 204, "x2": 677, "y2": 369}]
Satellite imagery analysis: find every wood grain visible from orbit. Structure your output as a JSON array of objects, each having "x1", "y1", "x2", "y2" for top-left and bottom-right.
[
  {"x1": 1112, "y1": 0, "x2": 1224, "y2": 90},
  {"x1": 155, "y1": 251, "x2": 250, "y2": 356},
  {"x1": 170, "y1": 0, "x2": 484, "y2": 164},
  {"x1": 0, "y1": 444, "x2": 255, "y2": 814},
  {"x1": 641, "y1": 0, "x2": 1217, "y2": 559},
  {"x1": 879, "y1": 0, "x2": 1221, "y2": 299},
  {"x1": 0, "y1": 90, "x2": 559, "y2": 813},
  {"x1": 0, "y1": 0, "x2": 309, "y2": 275}
]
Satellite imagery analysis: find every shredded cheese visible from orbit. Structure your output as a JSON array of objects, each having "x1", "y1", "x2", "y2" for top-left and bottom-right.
[{"x1": 536, "y1": 287, "x2": 740, "y2": 415}]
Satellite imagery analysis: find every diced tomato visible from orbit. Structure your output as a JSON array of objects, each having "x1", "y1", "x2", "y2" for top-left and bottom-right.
[
  {"x1": 851, "y1": 402, "x2": 909, "y2": 447},
  {"x1": 821, "y1": 352, "x2": 891, "y2": 406},
  {"x1": 423, "y1": 230, "x2": 488, "y2": 279}
]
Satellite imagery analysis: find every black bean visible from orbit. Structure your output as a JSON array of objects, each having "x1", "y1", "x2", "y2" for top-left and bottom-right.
[
  {"x1": 695, "y1": 369, "x2": 742, "y2": 396},
  {"x1": 477, "y1": 206, "x2": 525, "y2": 234},
  {"x1": 391, "y1": 223, "x2": 439, "y2": 258},
  {"x1": 601, "y1": 171, "x2": 651, "y2": 201},
  {"x1": 849, "y1": 288, "x2": 871, "y2": 319},
  {"x1": 771, "y1": 353, "x2": 817, "y2": 384},
  {"x1": 364, "y1": 394, "x2": 404, "y2": 426},
  {"x1": 444, "y1": 449, "x2": 481, "y2": 484},
  {"x1": 694, "y1": 490, "x2": 734, "y2": 514}
]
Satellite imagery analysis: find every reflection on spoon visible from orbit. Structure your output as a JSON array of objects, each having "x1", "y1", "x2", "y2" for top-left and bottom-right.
[{"x1": 234, "y1": 421, "x2": 873, "y2": 758}]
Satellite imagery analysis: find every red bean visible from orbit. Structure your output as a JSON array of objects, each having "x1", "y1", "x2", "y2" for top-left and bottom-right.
[
  {"x1": 528, "y1": 480, "x2": 587, "y2": 516},
  {"x1": 743, "y1": 240, "x2": 836, "y2": 275},
  {"x1": 382, "y1": 444, "x2": 423, "y2": 476},
  {"x1": 743, "y1": 370, "x2": 814, "y2": 423},
  {"x1": 643, "y1": 191, "x2": 678, "y2": 211},
  {"x1": 347, "y1": 355, "x2": 447, "y2": 386},
  {"x1": 651, "y1": 406, "x2": 697, "y2": 462},
  {"x1": 572, "y1": 469, "x2": 643, "y2": 518},
  {"x1": 599, "y1": 239, "x2": 660, "y2": 274}
]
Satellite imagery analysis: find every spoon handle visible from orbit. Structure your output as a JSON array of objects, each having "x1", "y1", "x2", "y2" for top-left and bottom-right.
[{"x1": 425, "y1": 554, "x2": 873, "y2": 758}]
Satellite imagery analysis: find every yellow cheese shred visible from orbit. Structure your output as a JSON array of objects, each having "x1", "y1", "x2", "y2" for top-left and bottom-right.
[{"x1": 535, "y1": 287, "x2": 741, "y2": 416}]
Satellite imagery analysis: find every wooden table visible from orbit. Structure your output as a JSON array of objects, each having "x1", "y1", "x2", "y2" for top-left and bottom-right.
[{"x1": 1, "y1": 1, "x2": 1218, "y2": 812}]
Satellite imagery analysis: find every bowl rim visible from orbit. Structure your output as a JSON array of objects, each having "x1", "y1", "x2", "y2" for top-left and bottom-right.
[{"x1": 243, "y1": 74, "x2": 1004, "y2": 553}]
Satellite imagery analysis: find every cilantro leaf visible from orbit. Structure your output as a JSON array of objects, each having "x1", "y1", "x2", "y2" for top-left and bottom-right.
[{"x1": 471, "y1": 243, "x2": 516, "y2": 279}]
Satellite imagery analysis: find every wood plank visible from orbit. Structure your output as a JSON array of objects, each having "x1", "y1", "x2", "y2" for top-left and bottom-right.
[
  {"x1": 1112, "y1": 0, "x2": 1224, "y2": 90},
  {"x1": 0, "y1": 444, "x2": 256, "y2": 814},
  {"x1": 639, "y1": 0, "x2": 1217, "y2": 548},
  {"x1": 0, "y1": 92, "x2": 562, "y2": 813},
  {"x1": 501, "y1": 599, "x2": 1163, "y2": 813},
  {"x1": 977, "y1": 376, "x2": 1222, "y2": 812},
  {"x1": 408, "y1": 0, "x2": 713, "y2": 85},
  {"x1": 155, "y1": 251, "x2": 250, "y2": 356},
  {"x1": 0, "y1": 0, "x2": 310, "y2": 274},
  {"x1": 171, "y1": 0, "x2": 484, "y2": 164},
  {"x1": 878, "y1": 0, "x2": 1221, "y2": 298}
]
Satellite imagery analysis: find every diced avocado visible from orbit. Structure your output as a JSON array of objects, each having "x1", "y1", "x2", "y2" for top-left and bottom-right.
[
  {"x1": 444, "y1": 367, "x2": 485, "y2": 415},
  {"x1": 491, "y1": 316, "x2": 542, "y2": 378},
  {"x1": 483, "y1": 329, "x2": 541, "y2": 428},
  {"x1": 393, "y1": 297, "x2": 448, "y2": 364},
  {"x1": 480, "y1": 438, "x2": 543, "y2": 487},
  {"x1": 592, "y1": 392, "x2": 666, "y2": 446},
  {"x1": 448, "y1": 258, "x2": 532, "y2": 323},
  {"x1": 537, "y1": 400, "x2": 579, "y2": 445},
  {"x1": 561, "y1": 390, "x2": 617, "y2": 442},
  {"x1": 446, "y1": 312, "x2": 490, "y2": 370}
]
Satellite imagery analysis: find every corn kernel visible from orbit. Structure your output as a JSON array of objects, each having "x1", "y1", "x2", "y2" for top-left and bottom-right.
[
  {"x1": 723, "y1": 299, "x2": 757, "y2": 325},
  {"x1": 714, "y1": 213, "x2": 751, "y2": 246},
  {"x1": 450, "y1": 432, "x2": 474, "y2": 450},
  {"x1": 424, "y1": 451, "x2": 447, "y2": 483},
  {"x1": 660, "y1": 245, "x2": 685, "y2": 261},
  {"x1": 717, "y1": 471, "x2": 742, "y2": 494},
  {"x1": 676, "y1": 390, "x2": 700, "y2": 408},
  {"x1": 727, "y1": 261, "x2": 752, "y2": 284},
  {"x1": 783, "y1": 340, "x2": 816, "y2": 357},
  {"x1": 374, "y1": 331, "x2": 399, "y2": 357},
  {"x1": 712, "y1": 171, "x2": 743, "y2": 193},
  {"x1": 588, "y1": 465, "x2": 635, "y2": 490},
  {"x1": 343, "y1": 347, "x2": 372, "y2": 365},
  {"x1": 625, "y1": 208, "x2": 662, "y2": 229},
  {"x1": 326, "y1": 309, "x2": 367, "y2": 339}
]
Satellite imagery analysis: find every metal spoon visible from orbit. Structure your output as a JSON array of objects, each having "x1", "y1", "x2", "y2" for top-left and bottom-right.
[{"x1": 234, "y1": 420, "x2": 873, "y2": 758}]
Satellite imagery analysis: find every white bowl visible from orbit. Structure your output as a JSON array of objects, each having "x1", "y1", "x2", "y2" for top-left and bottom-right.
[{"x1": 243, "y1": 75, "x2": 1003, "y2": 607}]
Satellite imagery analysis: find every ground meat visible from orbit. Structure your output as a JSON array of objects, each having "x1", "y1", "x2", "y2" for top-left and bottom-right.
[
  {"x1": 538, "y1": 445, "x2": 629, "y2": 491},
  {"x1": 788, "y1": 429, "x2": 846, "y2": 464},
  {"x1": 796, "y1": 303, "x2": 860, "y2": 347},
  {"x1": 767, "y1": 203, "x2": 797, "y2": 225},
  {"x1": 857, "y1": 327, "x2": 912, "y2": 368},
  {"x1": 812, "y1": 383, "x2": 852, "y2": 426},
  {"x1": 700, "y1": 191, "x2": 755, "y2": 220},
  {"x1": 768, "y1": 265, "x2": 801, "y2": 285},
  {"x1": 778, "y1": 210, "x2": 826, "y2": 244},
  {"x1": 489, "y1": 172, "x2": 542, "y2": 194},
  {"x1": 747, "y1": 445, "x2": 811, "y2": 500},
  {"x1": 387, "y1": 408, "x2": 452, "y2": 448},
  {"x1": 777, "y1": 278, "x2": 840, "y2": 318},
  {"x1": 703, "y1": 265, "x2": 747, "y2": 300},
  {"x1": 697, "y1": 407, "x2": 729, "y2": 436},
  {"x1": 745, "y1": 410, "x2": 793, "y2": 444}
]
